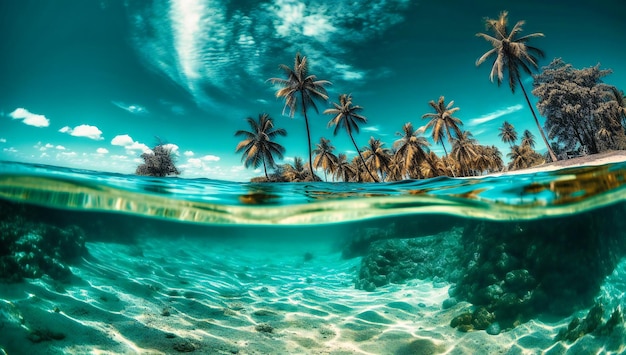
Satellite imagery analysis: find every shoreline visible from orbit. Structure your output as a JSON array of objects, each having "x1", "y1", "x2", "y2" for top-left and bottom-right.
[{"x1": 488, "y1": 150, "x2": 626, "y2": 177}]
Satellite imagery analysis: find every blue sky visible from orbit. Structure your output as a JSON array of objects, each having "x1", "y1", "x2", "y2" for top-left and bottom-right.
[{"x1": 1, "y1": 0, "x2": 625, "y2": 181}]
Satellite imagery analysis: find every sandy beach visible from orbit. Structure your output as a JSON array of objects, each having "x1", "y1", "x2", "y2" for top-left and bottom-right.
[{"x1": 498, "y1": 150, "x2": 626, "y2": 176}]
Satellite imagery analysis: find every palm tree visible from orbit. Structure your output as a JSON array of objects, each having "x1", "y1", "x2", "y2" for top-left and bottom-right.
[
  {"x1": 451, "y1": 131, "x2": 479, "y2": 176},
  {"x1": 521, "y1": 129, "x2": 536, "y2": 148},
  {"x1": 361, "y1": 137, "x2": 392, "y2": 181},
  {"x1": 235, "y1": 113, "x2": 287, "y2": 180},
  {"x1": 420, "y1": 151, "x2": 447, "y2": 178},
  {"x1": 422, "y1": 96, "x2": 463, "y2": 177},
  {"x1": 476, "y1": 11, "x2": 557, "y2": 162},
  {"x1": 333, "y1": 153, "x2": 355, "y2": 182},
  {"x1": 393, "y1": 122, "x2": 430, "y2": 179},
  {"x1": 268, "y1": 53, "x2": 331, "y2": 176},
  {"x1": 498, "y1": 121, "x2": 518, "y2": 147},
  {"x1": 324, "y1": 94, "x2": 378, "y2": 182},
  {"x1": 313, "y1": 137, "x2": 338, "y2": 182},
  {"x1": 386, "y1": 153, "x2": 405, "y2": 182}
]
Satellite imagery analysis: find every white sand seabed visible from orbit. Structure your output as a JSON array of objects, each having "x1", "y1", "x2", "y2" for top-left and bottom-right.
[{"x1": 2, "y1": 236, "x2": 624, "y2": 354}]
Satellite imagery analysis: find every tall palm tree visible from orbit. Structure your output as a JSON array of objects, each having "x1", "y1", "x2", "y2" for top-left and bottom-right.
[
  {"x1": 393, "y1": 122, "x2": 430, "y2": 179},
  {"x1": 521, "y1": 129, "x2": 536, "y2": 148},
  {"x1": 313, "y1": 137, "x2": 338, "y2": 182},
  {"x1": 422, "y1": 96, "x2": 463, "y2": 177},
  {"x1": 268, "y1": 53, "x2": 331, "y2": 176},
  {"x1": 333, "y1": 153, "x2": 355, "y2": 182},
  {"x1": 476, "y1": 11, "x2": 557, "y2": 162},
  {"x1": 498, "y1": 121, "x2": 518, "y2": 147},
  {"x1": 361, "y1": 137, "x2": 392, "y2": 181},
  {"x1": 324, "y1": 94, "x2": 378, "y2": 182},
  {"x1": 235, "y1": 113, "x2": 287, "y2": 180},
  {"x1": 451, "y1": 130, "x2": 479, "y2": 176}
]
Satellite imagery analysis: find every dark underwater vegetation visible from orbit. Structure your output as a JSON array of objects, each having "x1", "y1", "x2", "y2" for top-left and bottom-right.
[{"x1": 1, "y1": 160, "x2": 626, "y2": 354}]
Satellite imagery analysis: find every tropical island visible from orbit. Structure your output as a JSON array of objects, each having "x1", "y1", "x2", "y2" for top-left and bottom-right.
[{"x1": 137, "y1": 11, "x2": 626, "y2": 181}]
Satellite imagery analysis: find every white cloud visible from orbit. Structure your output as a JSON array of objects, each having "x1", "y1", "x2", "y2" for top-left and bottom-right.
[
  {"x1": 187, "y1": 158, "x2": 202, "y2": 168},
  {"x1": 201, "y1": 154, "x2": 220, "y2": 162},
  {"x1": 363, "y1": 126, "x2": 380, "y2": 132},
  {"x1": 111, "y1": 134, "x2": 134, "y2": 147},
  {"x1": 9, "y1": 108, "x2": 50, "y2": 127},
  {"x1": 59, "y1": 152, "x2": 77, "y2": 158},
  {"x1": 3, "y1": 147, "x2": 18, "y2": 153},
  {"x1": 271, "y1": 1, "x2": 336, "y2": 40},
  {"x1": 0, "y1": 138, "x2": 7, "y2": 143},
  {"x1": 111, "y1": 134, "x2": 150, "y2": 154},
  {"x1": 111, "y1": 101, "x2": 149, "y2": 115},
  {"x1": 126, "y1": 141, "x2": 151, "y2": 153},
  {"x1": 60, "y1": 124, "x2": 104, "y2": 140},
  {"x1": 56, "y1": 145, "x2": 66, "y2": 150},
  {"x1": 184, "y1": 150, "x2": 195, "y2": 157},
  {"x1": 469, "y1": 105, "x2": 524, "y2": 126},
  {"x1": 35, "y1": 142, "x2": 55, "y2": 151},
  {"x1": 335, "y1": 64, "x2": 364, "y2": 81},
  {"x1": 96, "y1": 148, "x2": 109, "y2": 154},
  {"x1": 162, "y1": 143, "x2": 180, "y2": 155}
]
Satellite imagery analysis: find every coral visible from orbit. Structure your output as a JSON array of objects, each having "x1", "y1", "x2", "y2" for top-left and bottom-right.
[{"x1": 0, "y1": 200, "x2": 88, "y2": 281}]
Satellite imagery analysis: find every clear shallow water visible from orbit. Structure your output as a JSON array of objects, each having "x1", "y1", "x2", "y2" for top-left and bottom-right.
[{"x1": 1, "y1": 160, "x2": 626, "y2": 354}]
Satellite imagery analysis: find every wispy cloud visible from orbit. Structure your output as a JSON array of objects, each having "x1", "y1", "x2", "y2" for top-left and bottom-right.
[
  {"x1": 9, "y1": 108, "x2": 50, "y2": 127},
  {"x1": 96, "y1": 148, "x2": 109, "y2": 154},
  {"x1": 0, "y1": 138, "x2": 6, "y2": 143},
  {"x1": 112, "y1": 101, "x2": 149, "y2": 115},
  {"x1": 59, "y1": 124, "x2": 104, "y2": 140},
  {"x1": 362, "y1": 125, "x2": 389, "y2": 136},
  {"x1": 469, "y1": 105, "x2": 524, "y2": 126},
  {"x1": 128, "y1": 0, "x2": 410, "y2": 107}
]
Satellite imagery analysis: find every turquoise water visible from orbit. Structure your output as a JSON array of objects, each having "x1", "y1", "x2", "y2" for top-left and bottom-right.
[{"x1": 1, "y1": 160, "x2": 626, "y2": 354}]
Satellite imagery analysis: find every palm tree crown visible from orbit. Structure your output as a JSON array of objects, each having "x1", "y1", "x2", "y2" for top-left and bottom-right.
[
  {"x1": 235, "y1": 113, "x2": 286, "y2": 179},
  {"x1": 362, "y1": 137, "x2": 392, "y2": 182},
  {"x1": 393, "y1": 122, "x2": 430, "y2": 178},
  {"x1": 422, "y1": 96, "x2": 463, "y2": 148},
  {"x1": 498, "y1": 121, "x2": 518, "y2": 147},
  {"x1": 268, "y1": 53, "x2": 331, "y2": 176},
  {"x1": 521, "y1": 129, "x2": 536, "y2": 148},
  {"x1": 313, "y1": 137, "x2": 338, "y2": 182},
  {"x1": 324, "y1": 94, "x2": 379, "y2": 182},
  {"x1": 476, "y1": 11, "x2": 557, "y2": 162},
  {"x1": 475, "y1": 11, "x2": 544, "y2": 92}
]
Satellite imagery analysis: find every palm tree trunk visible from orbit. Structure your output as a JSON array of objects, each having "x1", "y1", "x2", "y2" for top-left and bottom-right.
[
  {"x1": 300, "y1": 92, "x2": 315, "y2": 178},
  {"x1": 349, "y1": 133, "x2": 378, "y2": 182},
  {"x1": 263, "y1": 159, "x2": 268, "y2": 180},
  {"x1": 517, "y1": 76, "x2": 558, "y2": 162}
]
